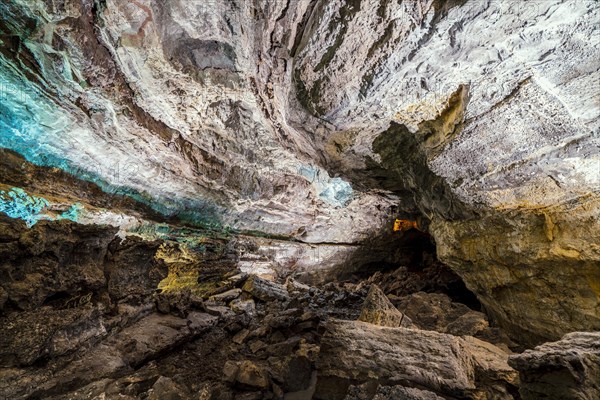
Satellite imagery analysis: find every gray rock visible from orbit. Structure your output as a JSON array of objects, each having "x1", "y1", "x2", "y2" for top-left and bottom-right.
[
  {"x1": 1, "y1": 313, "x2": 208, "y2": 399},
  {"x1": 242, "y1": 276, "x2": 289, "y2": 302},
  {"x1": 230, "y1": 298, "x2": 256, "y2": 315},
  {"x1": 509, "y1": 331, "x2": 600, "y2": 400},
  {"x1": 205, "y1": 305, "x2": 236, "y2": 319},
  {"x1": 345, "y1": 382, "x2": 445, "y2": 400},
  {"x1": 209, "y1": 288, "x2": 242, "y2": 303},
  {"x1": 0, "y1": 306, "x2": 106, "y2": 367},
  {"x1": 186, "y1": 312, "x2": 218, "y2": 333},
  {"x1": 315, "y1": 319, "x2": 518, "y2": 400}
]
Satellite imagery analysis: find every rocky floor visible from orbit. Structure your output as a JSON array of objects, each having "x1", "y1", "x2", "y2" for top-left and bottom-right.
[{"x1": 1, "y1": 215, "x2": 599, "y2": 400}]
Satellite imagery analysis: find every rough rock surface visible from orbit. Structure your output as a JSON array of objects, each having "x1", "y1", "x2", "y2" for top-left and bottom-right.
[
  {"x1": 344, "y1": 383, "x2": 445, "y2": 400},
  {"x1": 393, "y1": 291, "x2": 514, "y2": 350},
  {"x1": 509, "y1": 331, "x2": 600, "y2": 400},
  {"x1": 0, "y1": 0, "x2": 598, "y2": 374},
  {"x1": 358, "y1": 285, "x2": 412, "y2": 328},
  {"x1": 0, "y1": 0, "x2": 598, "y2": 345},
  {"x1": 0, "y1": 213, "x2": 594, "y2": 399},
  {"x1": 315, "y1": 319, "x2": 518, "y2": 400}
]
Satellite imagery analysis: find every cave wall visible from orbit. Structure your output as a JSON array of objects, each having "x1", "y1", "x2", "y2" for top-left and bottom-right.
[{"x1": 0, "y1": 0, "x2": 598, "y2": 343}]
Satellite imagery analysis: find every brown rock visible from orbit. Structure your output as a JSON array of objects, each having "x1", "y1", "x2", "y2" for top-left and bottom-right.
[
  {"x1": 209, "y1": 288, "x2": 242, "y2": 303},
  {"x1": 147, "y1": 376, "x2": 189, "y2": 400},
  {"x1": 344, "y1": 382, "x2": 445, "y2": 400},
  {"x1": 315, "y1": 319, "x2": 518, "y2": 400},
  {"x1": 223, "y1": 360, "x2": 240, "y2": 384},
  {"x1": 235, "y1": 360, "x2": 270, "y2": 389},
  {"x1": 242, "y1": 276, "x2": 289, "y2": 302},
  {"x1": 230, "y1": 298, "x2": 256, "y2": 315},
  {"x1": 0, "y1": 216, "x2": 117, "y2": 311},
  {"x1": 394, "y1": 292, "x2": 508, "y2": 344},
  {"x1": 358, "y1": 285, "x2": 412, "y2": 328},
  {"x1": 509, "y1": 331, "x2": 600, "y2": 399},
  {"x1": 105, "y1": 236, "x2": 168, "y2": 303}
]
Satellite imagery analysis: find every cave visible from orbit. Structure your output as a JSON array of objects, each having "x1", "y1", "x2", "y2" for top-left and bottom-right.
[{"x1": 1, "y1": 1, "x2": 599, "y2": 399}]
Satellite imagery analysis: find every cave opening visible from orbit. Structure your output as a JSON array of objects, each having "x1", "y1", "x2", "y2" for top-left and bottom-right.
[{"x1": 352, "y1": 224, "x2": 482, "y2": 311}]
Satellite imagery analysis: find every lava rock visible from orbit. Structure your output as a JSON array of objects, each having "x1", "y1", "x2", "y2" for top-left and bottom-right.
[
  {"x1": 315, "y1": 319, "x2": 518, "y2": 400},
  {"x1": 105, "y1": 236, "x2": 168, "y2": 303},
  {"x1": 242, "y1": 276, "x2": 289, "y2": 302},
  {"x1": 210, "y1": 288, "x2": 242, "y2": 303},
  {"x1": 395, "y1": 292, "x2": 503, "y2": 342},
  {"x1": 344, "y1": 382, "x2": 445, "y2": 400},
  {"x1": 0, "y1": 216, "x2": 117, "y2": 311},
  {"x1": 230, "y1": 298, "x2": 256, "y2": 315},
  {"x1": 508, "y1": 331, "x2": 600, "y2": 399},
  {"x1": 224, "y1": 360, "x2": 270, "y2": 389},
  {"x1": 358, "y1": 285, "x2": 412, "y2": 328},
  {"x1": 147, "y1": 376, "x2": 190, "y2": 400}
]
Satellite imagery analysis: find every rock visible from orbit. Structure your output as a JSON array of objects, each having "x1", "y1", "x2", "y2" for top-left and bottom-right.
[
  {"x1": 105, "y1": 236, "x2": 168, "y2": 303},
  {"x1": 0, "y1": 216, "x2": 117, "y2": 311},
  {"x1": 358, "y1": 285, "x2": 412, "y2": 328},
  {"x1": 249, "y1": 340, "x2": 266, "y2": 354},
  {"x1": 198, "y1": 383, "x2": 234, "y2": 400},
  {"x1": 242, "y1": 276, "x2": 289, "y2": 302},
  {"x1": 2, "y1": 313, "x2": 208, "y2": 399},
  {"x1": 210, "y1": 288, "x2": 242, "y2": 303},
  {"x1": 230, "y1": 298, "x2": 256, "y2": 315},
  {"x1": 375, "y1": 387, "x2": 445, "y2": 400},
  {"x1": 147, "y1": 376, "x2": 189, "y2": 400},
  {"x1": 508, "y1": 331, "x2": 600, "y2": 399},
  {"x1": 156, "y1": 288, "x2": 203, "y2": 317},
  {"x1": 0, "y1": 306, "x2": 106, "y2": 367},
  {"x1": 227, "y1": 360, "x2": 270, "y2": 390},
  {"x1": 225, "y1": 273, "x2": 249, "y2": 286},
  {"x1": 233, "y1": 329, "x2": 251, "y2": 345},
  {"x1": 272, "y1": 383, "x2": 284, "y2": 399},
  {"x1": 0, "y1": 286, "x2": 7, "y2": 312},
  {"x1": 315, "y1": 319, "x2": 518, "y2": 400},
  {"x1": 446, "y1": 311, "x2": 490, "y2": 337},
  {"x1": 345, "y1": 382, "x2": 445, "y2": 400},
  {"x1": 394, "y1": 292, "x2": 506, "y2": 345},
  {"x1": 286, "y1": 279, "x2": 311, "y2": 293},
  {"x1": 0, "y1": 0, "x2": 598, "y2": 346},
  {"x1": 205, "y1": 305, "x2": 236, "y2": 319},
  {"x1": 223, "y1": 361, "x2": 239, "y2": 384},
  {"x1": 186, "y1": 312, "x2": 218, "y2": 333},
  {"x1": 277, "y1": 356, "x2": 312, "y2": 392}
]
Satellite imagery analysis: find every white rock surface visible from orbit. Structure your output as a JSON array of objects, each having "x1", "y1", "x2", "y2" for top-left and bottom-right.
[{"x1": 0, "y1": 0, "x2": 598, "y2": 341}]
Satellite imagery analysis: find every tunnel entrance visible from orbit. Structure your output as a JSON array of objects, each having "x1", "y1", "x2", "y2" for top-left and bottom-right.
[{"x1": 352, "y1": 226, "x2": 481, "y2": 311}]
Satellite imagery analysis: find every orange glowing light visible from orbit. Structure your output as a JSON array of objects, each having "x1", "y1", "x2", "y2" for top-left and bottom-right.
[{"x1": 393, "y1": 219, "x2": 419, "y2": 232}]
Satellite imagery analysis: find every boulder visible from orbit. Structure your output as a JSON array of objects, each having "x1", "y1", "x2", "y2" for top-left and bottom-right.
[
  {"x1": 344, "y1": 383, "x2": 445, "y2": 400},
  {"x1": 268, "y1": 355, "x2": 312, "y2": 392},
  {"x1": 509, "y1": 331, "x2": 600, "y2": 399},
  {"x1": 315, "y1": 319, "x2": 518, "y2": 400},
  {"x1": 230, "y1": 298, "x2": 256, "y2": 315},
  {"x1": 242, "y1": 276, "x2": 289, "y2": 302},
  {"x1": 394, "y1": 291, "x2": 514, "y2": 349},
  {"x1": 147, "y1": 376, "x2": 189, "y2": 400},
  {"x1": 209, "y1": 288, "x2": 242, "y2": 303},
  {"x1": 1, "y1": 313, "x2": 215, "y2": 399},
  {"x1": 224, "y1": 360, "x2": 270, "y2": 390},
  {"x1": 358, "y1": 285, "x2": 412, "y2": 328}
]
